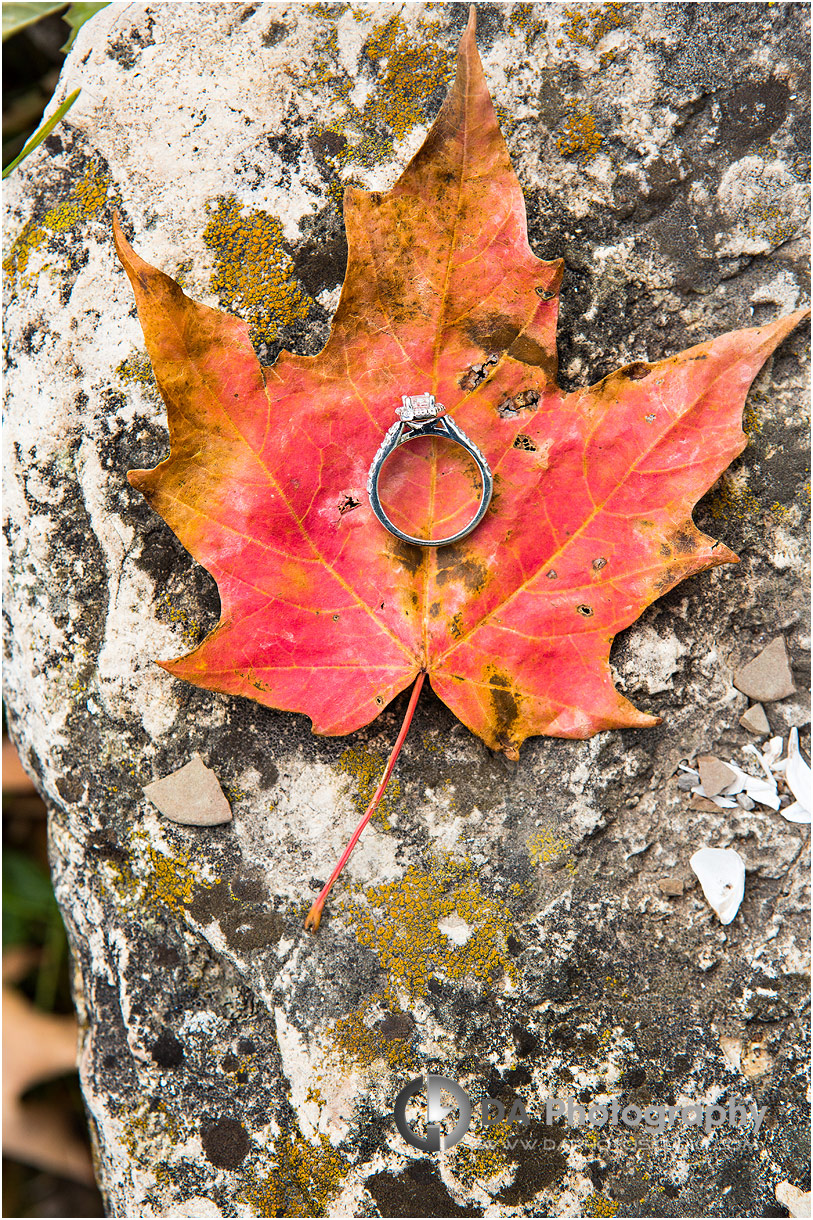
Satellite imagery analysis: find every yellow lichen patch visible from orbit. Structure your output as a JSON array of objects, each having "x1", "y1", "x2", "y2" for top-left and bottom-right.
[
  {"x1": 330, "y1": 996, "x2": 416, "y2": 1072},
  {"x1": 116, "y1": 351, "x2": 157, "y2": 389},
  {"x1": 707, "y1": 469, "x2": 761, "y2": 522},
  {"x1": 203, "y1": 196, "x2": 311, "y2": 345},
  {"x1": 746, "y1": 201, "x2": 799, "y2": 246},
  {"x1": 109, "y1": 828, "x2": 209, "y2": 917},
  {"x1": 450, "y1": 1116, "x2": 513, "y2": 1187},
  {"x1": 529, "y1": 828, "x2": 576, "y2": 875},
  {"x1": 245, "y1": 1130, "x2": 348, "y2": 1218},
  {"x1": 155, "y1": 588, "x2": 203, "y2": 648},
  {"x1": 584, "y1": 1193, "x2": 620, "y2": 1217},
  {"x1": 4, "y1": 164, "x2": 112, "y2": 291},
  {"x1": 303, "y1": 11, "x2": 454, "y2": 178},
  {"x1": 335, "y1": 745, "x2": 402, "y2": 827},
  {"x1": 120, "y1": 1098, "x2": 179, "y2": 1177},
  {"x1": 557, "y1": 107, "x2": 603, "y2": 162},
  {"x1": 362, "y1": 14, "x2": 454, "y2": 142},
  {"x1": 341, "y1": 856, "x2": 518, "y2": 1003},
  {"x1": 560, "y1": 3, "x2": 625, "y2": 48}
]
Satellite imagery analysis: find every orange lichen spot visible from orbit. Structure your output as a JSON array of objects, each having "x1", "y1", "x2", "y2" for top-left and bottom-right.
[
  {"x1": 203, "y1": 195, "x2": 311, "y2": 345},
  {"x1": 3, "y1": 164, "x2": 112, "y2": 291},
  {"x1": 341, "y1": 856, "x2": 518, "y2": 1003},
  {"x1": 244, "y1": 1131, "x2": 348, "y2": 1217},
  {"x1": 557, "y1": 107, "x2": 603, "y2": 162},
  {"x1": 562, "y1": 3, "x2": 625, "y2": 48}
]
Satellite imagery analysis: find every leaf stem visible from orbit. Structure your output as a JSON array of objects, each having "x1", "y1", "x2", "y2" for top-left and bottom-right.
[{"x1": 305, "y1": 671, "x2": 426, "y2": 932}]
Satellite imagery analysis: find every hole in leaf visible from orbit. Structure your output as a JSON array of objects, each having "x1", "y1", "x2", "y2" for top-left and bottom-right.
[
  {"x1": 592, "y1": 557, "x2": 607, "y2": 570},
  {"x1": 499, "y1": 389, "x2": 539, "y2": 418},
  {"x1": 513, "y1": 434, "x2": 537, "y2": 451},
  {"x1": 459, "y1": 353, "x2": 499, "y2": 391},
  {"x1": 338, "y1": 494, "x2": 360, "y2": 515},
  {"x1": 626, "y1": 362, "x2": 650, "y2": 380},
  {"x1": 577, "y1": 604, "x2": 594, "y2": 616},
  {"x1": 536, "y1": 287, "x2": 555, "y2": 300}
]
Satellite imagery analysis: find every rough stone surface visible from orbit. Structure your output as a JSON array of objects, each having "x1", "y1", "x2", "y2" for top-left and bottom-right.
[
  {"x1": 3, "y1": 3, "x2": 810, "y2": 1217},
  {"x1": 734, "y1": 636, "x2": 798, "y2": 703}
]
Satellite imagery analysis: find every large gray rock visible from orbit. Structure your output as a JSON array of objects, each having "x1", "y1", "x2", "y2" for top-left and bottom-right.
[{"x1": 3, "y1": 3, "x2": 810, "y2": 1216}]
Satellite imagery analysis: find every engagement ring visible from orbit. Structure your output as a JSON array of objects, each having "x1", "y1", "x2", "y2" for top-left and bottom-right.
[{"x1": 367, "y1": 394, "x2": 493, "y2": 547}]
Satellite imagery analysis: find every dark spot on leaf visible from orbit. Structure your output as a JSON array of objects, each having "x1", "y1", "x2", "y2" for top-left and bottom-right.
[
  {"x1": 592, "y1": 557, "x2": 607, "y2": 570},
  {"x1": 488, "y1": 672, "x2": 520, "y2": 740},
  {"x1": 535, "y1": 286, "x2": 555, "y2": 300},
  {"x1": 466, "y1": 314, "x2": 520, "y2": 353},
  {"x1": 546, "y1": 569, "x2": 557, "y2": 579},
  {"x1": 338, "y1": 494, "x2": 360, "y2": 515},
  {"x1": 391, "y1": 539, "x2": 426, "y2": 578},
  {"x1": 435, "y1": 547, "x2": 487, "y2": 593},
  {"x1": 670, "y1": 525, "x2": 697, "y2": 554},
  {"x1": 513, "y1": 434, "x2": 537, "y2": 451},
  {"x1": 626, "y1": 362, "x2": 650, "y2": 380},
  {"x1": 459, "y1": 353, "x2": 499, "y2": 391},
  {"x1": 509, "y1": 333, "x2": 556, "y2": 378},
  {"x1": 430, "y1": 601, "x2": 440, "y2": 617},
  {"x1": 577, "y1": 604, "x2": 593, "y2": 616},
  {"x1": 333, "y1": 613, "x2": 340, "y2": 621},
  {"x1": 201, "y1": 1117, "x2": 250, "y2": 1169}
]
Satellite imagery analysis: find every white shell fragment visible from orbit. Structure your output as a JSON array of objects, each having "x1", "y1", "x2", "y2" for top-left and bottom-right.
[
  {"x1": 143, "y1": 754, "x2": 233, "y2": 826},
  {"x1": 781, "y1": 728, "x2": 812, "y2": 824},
  {"x1": 690, "y1": 847, "x2": 746, "y2": 924}
]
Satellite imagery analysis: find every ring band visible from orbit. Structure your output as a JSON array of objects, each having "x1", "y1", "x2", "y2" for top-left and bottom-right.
[{"x1": 366, "y1": 394, "x2": 494, "y2": 548}]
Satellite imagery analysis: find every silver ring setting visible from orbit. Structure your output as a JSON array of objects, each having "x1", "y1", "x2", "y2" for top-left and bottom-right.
[{"x1": 366, "y1": 393, "x2": 494, "y2": 547}]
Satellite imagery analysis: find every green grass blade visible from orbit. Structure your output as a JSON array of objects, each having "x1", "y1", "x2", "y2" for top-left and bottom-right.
[
  {"x1": 2, "y1": 86, "x2": 80, "y2": 179},
  {"x1": 60, "y1": 1, "x2": 109, "y2": 52}
]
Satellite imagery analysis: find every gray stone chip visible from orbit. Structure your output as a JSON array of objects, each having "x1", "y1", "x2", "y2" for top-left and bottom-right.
[
  {"x1": 733, "y1": 637, "x2": 796, "y2": 702},
  {"x1": 739, "y1": 702, "x2": 771, "y2": 735},
  {"x1": 143, "y1": 754, "x2": 233, "y2": 826},
  {"x1": 697, "y1": 754, "x2": 738, "y2": 797}
]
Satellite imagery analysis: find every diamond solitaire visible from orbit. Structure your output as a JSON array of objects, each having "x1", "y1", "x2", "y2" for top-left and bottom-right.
[{"x1": 396, "y1": 393, "x2": 446, "y2": 425}]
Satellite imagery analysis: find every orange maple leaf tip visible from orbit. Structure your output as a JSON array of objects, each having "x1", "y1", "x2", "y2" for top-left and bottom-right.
[{"x1": 114, "y1": 16, "x2": 809, "y2": 772}]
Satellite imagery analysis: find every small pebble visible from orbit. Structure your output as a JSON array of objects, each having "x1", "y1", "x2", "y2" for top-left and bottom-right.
[
  {"x1": 697, "y1": 754, "x2": 737, "y2": 797},
  {"x1": 736, "y1": 793, "x2": 755, "y2": 810},
  {"x1": 658, "y1": 878, "x2": 684, "y2": 897},
  {"x1": 739, "y1": 702, "x2": 770, "y2": 735},
  {"x1": 143, "y1": 754, "x2": 233, "y2": 826},
  {"x1": 677, "y1": 773, "x2": 697, "y2": 791},
  {"x1": 733, "y1": 637, "x2": 796, "y2": 702}
]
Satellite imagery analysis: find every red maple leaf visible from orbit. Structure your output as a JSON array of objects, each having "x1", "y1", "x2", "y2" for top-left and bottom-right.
[{"x1": 114, "y1": 9, "x2": 806, "y2": 923}]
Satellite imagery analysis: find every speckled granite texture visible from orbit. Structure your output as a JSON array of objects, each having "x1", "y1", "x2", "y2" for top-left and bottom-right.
[{"x1": 3, "y1": 4, "x2": 810, "y2": 1216}]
